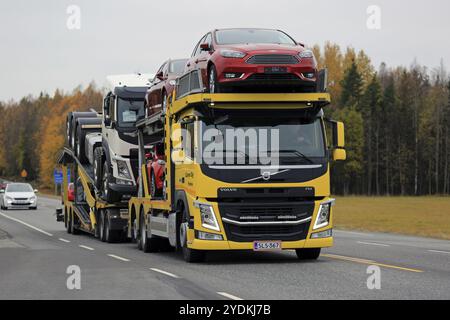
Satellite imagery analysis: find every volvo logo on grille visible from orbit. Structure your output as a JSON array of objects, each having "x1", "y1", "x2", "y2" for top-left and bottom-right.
[{"x1": 262, "y1": 172, "x2": 271, "y2": 181}]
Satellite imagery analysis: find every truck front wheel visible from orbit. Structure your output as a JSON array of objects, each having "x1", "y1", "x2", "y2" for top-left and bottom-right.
[
  {"x1": 179, "y1": 208, "x2": 205, "y2": 263},
  {"x1": 295, "y1": 248, "x2": 321, "y2": 260}
]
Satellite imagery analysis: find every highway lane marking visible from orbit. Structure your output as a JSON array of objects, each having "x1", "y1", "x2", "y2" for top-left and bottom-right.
[
  {"x1": 322, "y1": 253, "x2": 423, "y2": 273},
  {"x1": 0, "y1": 211, "x2": 53, "y2": 237},
  {"x1": 357, "y1": 241, "x2": 391, "y2": 247},
  {"x1": 59, "y1": 238, "x2": 70, "y2": 243},
  {"x1": 428, "y1": 250, "x2": 450, "y2": 255},
  {"x1": 107, "y1": 254, "x2": 130, "y2": 262},
  {"x1": 334, "y1": 230, "x2": 374, "y2": 237},
  {"x1": 79, "y1": 245, "x2": 95, "y2": 251},
  {"x1": 149, "y1": 268, "x2": 180, "y2": 279},
  {"x1": 217, "y1": 292, "x2": 244, "y2": 300}
]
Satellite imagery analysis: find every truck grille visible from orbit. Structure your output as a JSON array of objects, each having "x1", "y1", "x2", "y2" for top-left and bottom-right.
[
  {"x1": 246, "y1": 54, "x2": 299, "y2": 65},
  {"x1": 219, "y1": 201, "x2": 314, "y2": 242}
]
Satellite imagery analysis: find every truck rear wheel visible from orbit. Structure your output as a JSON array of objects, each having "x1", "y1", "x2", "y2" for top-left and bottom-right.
[
  {"x1": 99, "y1": 211, "x2": 106, "y2": 242},
  {"x1": 139, "y1": 210, "x2": 160, "y2": 253},
  {"x1": 105, "y1": 210, "x2": 120, "y2": 243},
  {"x1": 71, "y1": 211, "x2": 80, "y2": 235},
  {"x1": 66, "y1": 211, "x2": 72, "y2": 234},
  {"x1": 179, "y1": 208, "x2": 205, "y2": 263},
  {"x1": 295, "y1": 248, "x2": 321, "y2": 260}
]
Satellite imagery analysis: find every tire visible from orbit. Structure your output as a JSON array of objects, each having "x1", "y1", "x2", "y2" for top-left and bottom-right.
[
  {"x1": 179, "y1": 206, "x2": 205, "y2": 263},
  {"x1": 93, "y1": 148, "x2": 103, "y2": 190},
  {"x1": 29, "y1": 207, "x2": 37, "y2": 210},
  {"x1": 138, "y1": 209, "x2": 159, "y2": 253},
  {"x1": 66, "y1": 211, "x2": 72, "y2": 234},
  {"x1": 71, "y1": 211, "x2": 80, "y2": 235},
  {"x1": 208, "y1": 65, "x2": 221, "y2": 93},
  {"x1": 99, "y1": 210, "x2": 106, "y2": 242},
  {"x1": 101, "y1": 161, "x2": 121, "y2": 203},
  {"x1": 104, "y1": 210, "x2": 120, "y2": 243},
  {"x1": 76, "y1": 125, "x2": 88, "y2": 164},
  {"x1": 295, "y1": 248, "x2": 321, "y2": 260}
]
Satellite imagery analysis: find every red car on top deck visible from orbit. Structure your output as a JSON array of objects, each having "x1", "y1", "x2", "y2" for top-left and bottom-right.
[{"x1": 184, "y1": 28, "x2": 318, "y2": 93}]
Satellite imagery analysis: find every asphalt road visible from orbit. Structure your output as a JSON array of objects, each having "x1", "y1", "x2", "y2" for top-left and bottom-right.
[{"x1": 0, "y1": 195, "x2": 449, "y2": 300}]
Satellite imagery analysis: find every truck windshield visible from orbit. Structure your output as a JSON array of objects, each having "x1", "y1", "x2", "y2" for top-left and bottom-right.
[
  {"x1": 200, "y1": 117, "x2": 325, "y2": 166},
  {"x1": 215, "y1": 29, "x2": 296, "y2": 46},
  {"x1": 117, "y1": 98, "x2": 144, "y2": 128}
]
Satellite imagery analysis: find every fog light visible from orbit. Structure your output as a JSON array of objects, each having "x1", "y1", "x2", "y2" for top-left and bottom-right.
[
  {"x1": 197, "y1": 231, "x2": 223, "y2": 241},
  {"x1": 224, "y1": 73, "x2": 243, "y2": 79},
  {"x1": 302, "y1": 72, "x2": 315, "y2": 79},
  {"x1": 311, "y1": 229, "x2": 332, "y2": 239}
]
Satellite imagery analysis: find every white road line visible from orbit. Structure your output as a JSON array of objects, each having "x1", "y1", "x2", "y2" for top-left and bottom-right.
[
  {"x1": 107, "y1": 254, "x2": 130, "y2": 262},
  {"x1": 357, "y1": 241, "x2": 390, "y2": 247},
  {"x1": 59, "y1": 238, "x2": 70, "y2": 243},
  {"x1": 0, "y1": 211, "x2": 53, "y2": 237},
  {"x1": 149, "y1": 268, "x2": 180, "y2": 279},
  {"x1": 217, "y1": 292, "x2": 243, "y2": 300},
  {"x1": 334, "y1": 230, "x2": 373, "y2": 237},
  {"x1": 428, "y1": 250, "x2": 450, "y2": 255},
  {"x1": 79, "y1": 245, "x2": 94, "y2": 251}
]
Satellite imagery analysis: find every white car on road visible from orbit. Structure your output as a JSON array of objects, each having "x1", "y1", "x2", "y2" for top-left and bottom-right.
[{"x1": 0, "y1": 183, "x2": 38, "y2": 210}]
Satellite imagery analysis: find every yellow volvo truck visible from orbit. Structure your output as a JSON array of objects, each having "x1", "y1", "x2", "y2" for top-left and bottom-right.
[{"x1": 128, "y1": 78, "x2": 346, "y2": 262}]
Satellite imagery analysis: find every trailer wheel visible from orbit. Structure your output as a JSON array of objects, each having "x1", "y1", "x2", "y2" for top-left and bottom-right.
[
  {"x1": 66, "y1": 210, "x2": 72, "y2": 234},
  {"x1": 179, "y1": 207, "x2": 205, "y2": 263},
  {"x1": 71, "y1": 211, "x2": 80, "y2": 235},
  {"x1": 105, "y1": 210, "x2": 120, "y2": 243},
  {"x1": 139, "y1": 209, "x2": 159, "y2": 253},
  {"x1": 295, "y1": 248, "x2": 321, "y2": 260},
  {"x1": 99, "y1": 210, "x2": 106, "y2": 242}
]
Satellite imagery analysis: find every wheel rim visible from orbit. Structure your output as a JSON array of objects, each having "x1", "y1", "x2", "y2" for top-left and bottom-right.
[
  {"x1": 133, "y1": 219, "x2": 138, "y2": 240},
  {"x1": 209, "y1": 69, "x2": 215, "y2": 93},
  {"x1": 100, "y1": 215, "x2": 104, "y2": 239},
  {"x1": 141, "y1": 219, "x2": 146, "y2": 247},
  {"x1": 180, "y1": 222, "x2": 188, "y2": 248}
]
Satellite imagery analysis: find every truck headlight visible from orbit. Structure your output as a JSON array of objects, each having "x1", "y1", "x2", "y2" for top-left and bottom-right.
[
  {"x1": 194, "y1": 202, "x2": 220, "y2": 232},
  {"x1": 313, "y1": 199, "x2": 335, "y2": 230},
  {"x1": 116, "y1": 160, "x2": 132, "y2": 180}
]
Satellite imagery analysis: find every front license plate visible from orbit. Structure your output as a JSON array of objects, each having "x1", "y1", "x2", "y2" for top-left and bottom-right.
[
  {"x1": 264, "y1": 66, "x2": 287, "y2": 73},
  {"x1": 253, "y1": 241, "x2": 282, "y2": 251}
]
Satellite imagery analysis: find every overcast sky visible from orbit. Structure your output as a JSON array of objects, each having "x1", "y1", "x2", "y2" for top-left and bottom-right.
[{"x1": 0, "y1": 0, "x2": 449, "y2": 102}]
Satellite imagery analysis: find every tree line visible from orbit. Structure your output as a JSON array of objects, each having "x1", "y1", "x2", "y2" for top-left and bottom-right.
[{"x1": 0, "y1": 43, "x2": 449, "y2": 195}]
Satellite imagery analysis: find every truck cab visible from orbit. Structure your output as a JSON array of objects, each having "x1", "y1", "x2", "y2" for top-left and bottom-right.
[{"x1": 96, "y1": 74, "x2": 153, "y2": 203}]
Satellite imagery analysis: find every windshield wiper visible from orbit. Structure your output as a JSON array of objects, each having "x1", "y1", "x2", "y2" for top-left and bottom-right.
[{"x1": 277, "y1": 150, "x2": 314, "y2": 164}]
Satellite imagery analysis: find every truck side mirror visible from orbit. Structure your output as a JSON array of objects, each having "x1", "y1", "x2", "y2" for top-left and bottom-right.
[
  {"x1": 330, "y1": 120, "x2": 346, "y2": 161},
  {"x1": 104, "y1": 117, "x2": 111, "y2": 127},
  {"x1": 171, "y1": 122, "x2": 185, "y2": 164}
]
